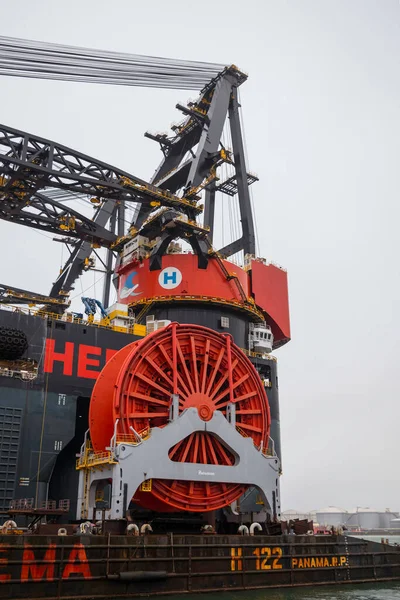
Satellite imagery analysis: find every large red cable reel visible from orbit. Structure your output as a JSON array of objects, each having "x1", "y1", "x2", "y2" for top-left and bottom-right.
[{"x1": 89, "y1": 323, "x2": 271, "y2": 512}]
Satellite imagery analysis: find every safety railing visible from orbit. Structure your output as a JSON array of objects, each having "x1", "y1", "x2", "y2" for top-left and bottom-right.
[
  {"x1": 140, "y1": 479, "x2": 152, "y2": 492},
  {"x1": 130, "y1": 294, "x2": 264, "y2": 321},
  {"x1": 0, "y1": 304, "x2": 146, "y2": 337},
  {"x1": 41, "y1": 500, "x2": 56, "y2": 510},
  {"x1": 58, "y1": 499, "x2": 71, "y2": 511},
  {"x1": 116, "y1": 428, "x2": 150, "y2": 445},
  {"x1": 9, "y1": 498, "x2": 34, "y2": 510},
  {"x1": 76, "y1": 450, "x2": 117, "y2": 470},
  {"x1": 115, "y1": 434, "x2": 138, "y2": 444},
  {"x1": 242, "y1": 348, "x2": 276, "y2": 361},
  {"x1": 9, "y1": 498, "x2": 70, "y2": 511},
  {"x1": 260, "y1": 437, "x2": 276, "y2": 458},
  {"x1": 0, "y1": 366, "x2": 38, "y2": 381},
  {"x1": 236, "y1": 427, "x2": 277, "y2": 458},
  {"x1": 86, "y1": 451, "x2": 117, "y2": 468}
]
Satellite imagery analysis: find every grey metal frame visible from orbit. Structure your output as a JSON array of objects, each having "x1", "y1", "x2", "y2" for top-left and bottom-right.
[
  {"x1": 77, "y1": 408, "x2": 281, "y2": 521},
  {"x1": 142, "y1": 73, "x2": 257, "y2": 261}
]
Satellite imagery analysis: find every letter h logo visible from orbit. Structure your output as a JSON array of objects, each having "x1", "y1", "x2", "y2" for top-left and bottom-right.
[{"x1": 164, "y1": 271, "x2": 177, "y2": 285}]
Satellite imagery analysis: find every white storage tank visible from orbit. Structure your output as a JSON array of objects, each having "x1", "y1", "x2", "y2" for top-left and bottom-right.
[
  {"x1": 390, "y1": 518, "x2": 400, "y2": 529},
  {"x1": 346, "y1": 508, "x2": 381, "y2": 530},
  {"x1": 282, "y1": 509, "x2": 309, "y2": 522},
  {"x1": 380, "y1": 510, "x2": 399, "y2": 529},
  {"x1": 315, "y1": 506, "x2": 348, "y2": 527},
  {"x1": 309, "y1": 509, "x2": 317, "y2": 523},
  {"x1": 281, "y1": 509, "x2": 298, "y2": 522}
]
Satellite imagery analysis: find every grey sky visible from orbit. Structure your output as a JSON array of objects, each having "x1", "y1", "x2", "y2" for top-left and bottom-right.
[{"x1": 0, "y1": 0, "x2": 399, "y2": 512}]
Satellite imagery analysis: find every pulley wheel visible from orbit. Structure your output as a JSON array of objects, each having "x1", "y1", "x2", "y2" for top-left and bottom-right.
[{"x1": 90, "y1": 323, "x2": 270, "y2": 512}]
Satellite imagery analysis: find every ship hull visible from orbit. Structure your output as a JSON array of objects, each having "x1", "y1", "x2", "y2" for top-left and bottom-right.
[
  {"x1": 0, "y1": 309, "x2": 142, "y2": 520},
  {"x1": 0, "y1": 534, "x2": 397, "y2": 598}
]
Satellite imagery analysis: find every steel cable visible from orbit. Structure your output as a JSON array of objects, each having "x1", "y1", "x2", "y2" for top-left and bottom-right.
[{"x1": 0, "y1": 36, "x2": 226, "y2": 90}]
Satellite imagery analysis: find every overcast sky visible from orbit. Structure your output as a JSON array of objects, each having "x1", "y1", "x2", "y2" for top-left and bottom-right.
[{"x1": 0, "y1": 0, "x2": 399, "y2": 513}]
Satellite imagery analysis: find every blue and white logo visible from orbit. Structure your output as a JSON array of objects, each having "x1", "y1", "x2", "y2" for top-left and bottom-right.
[
  {"x1": 120, "y1": 271, "x2": 142, "y2": 299},
  {"x1": 158, "y1": 267, "x2": 182, "y2": 290}
]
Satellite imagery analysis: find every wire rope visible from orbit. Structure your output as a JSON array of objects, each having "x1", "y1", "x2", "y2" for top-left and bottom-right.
[
  {"x1": 70, "y1": 274, "x2": 105, "y2": 302},
  {"x1": 0, "y1": 36, "x2": 226, "y2": 91}
]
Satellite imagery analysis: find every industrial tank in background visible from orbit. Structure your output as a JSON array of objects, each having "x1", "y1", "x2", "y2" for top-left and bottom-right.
[{"x1": 315, "y1": 507, "x2": 349, "y2": 528}]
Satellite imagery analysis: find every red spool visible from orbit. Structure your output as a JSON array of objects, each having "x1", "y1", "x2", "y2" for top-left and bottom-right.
[{"x1": 89, "y1": 323, "x2": 270, "y2": 512}]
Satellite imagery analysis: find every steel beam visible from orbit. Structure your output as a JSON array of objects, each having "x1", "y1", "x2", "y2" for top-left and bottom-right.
[
  {"x1": 133, "y1": 131, "x2": 200, "y2": 230},
  {"x1": 117, "y1": 202, "x2": 125, "y2": 238},
  {"x1": 0, "y1": 189, "x2": 117, "y2": 245},
  {"x1": 48, "y1": 198, "x2": 117, "y2": 302},
  {"x1": 0, "y1": 124, "x2": 197, "y2": 216},
  {"x1": 184, "y1": 74, "x2": 235, "y2": 191},
  {"x1": 133, "y1": 82, "x2": 220, "y2": 229},
  {"x1": 218, "y1": 237, "x2": 244, "y2": 258},
  {"x1": 0, "y1": 283, "x2": 68, "y2": 307},
  {"x1": 102, "y1": 209, "x2": 117, "y2": 309},
  {"x1": 203, "y1": 182, "x2": 216, "y2": 243},
  {"x1": 226, "y1": 88, "x2": 256, "y2": 256}
]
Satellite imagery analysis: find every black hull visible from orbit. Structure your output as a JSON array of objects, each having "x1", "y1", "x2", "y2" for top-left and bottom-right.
[
  {"x1": 0, "y1": 534, "x2": 398, "y2": 599},
  {"x1": 0, "y1": 309, "x2": 142, "y2": 520}
]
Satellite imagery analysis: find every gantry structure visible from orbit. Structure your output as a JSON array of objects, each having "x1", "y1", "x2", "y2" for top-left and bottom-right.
[{"x1": 0, "y1": 48, "x2": 258, "y2": 311}]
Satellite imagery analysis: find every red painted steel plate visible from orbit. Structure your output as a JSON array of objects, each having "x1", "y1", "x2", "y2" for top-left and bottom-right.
[
  {"x1": 250, "y1": 260, "x2": 291, "y2": 344},
  {"x1": 117, "y1": 254, "x2": 249, "y2": 305}
]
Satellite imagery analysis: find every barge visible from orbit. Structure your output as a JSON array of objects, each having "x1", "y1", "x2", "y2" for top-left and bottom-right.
[{"x1": 0, "y1": 534, "x2": 400, "y2": 599}]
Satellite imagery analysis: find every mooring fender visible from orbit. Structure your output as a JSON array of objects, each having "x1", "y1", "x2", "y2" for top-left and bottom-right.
[{"x1": 107, "y1": 571, "x2": 168, "y2": 582}]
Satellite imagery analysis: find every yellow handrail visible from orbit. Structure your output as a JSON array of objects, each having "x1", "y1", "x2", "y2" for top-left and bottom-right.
[{"x1": 0, "y1": 304, "x2": 146, "y2": 337}]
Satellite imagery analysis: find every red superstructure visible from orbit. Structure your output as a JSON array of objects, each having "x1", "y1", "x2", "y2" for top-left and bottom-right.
[
  {"x1": 117, "y1": 254, "x2": 249, "y2": 304},
  {"x1": 117, "y1": 254, "x2": 290, "y2": 349},
  {"x1": 250, "y1": 259, "x2": 291, "y2": 346}
]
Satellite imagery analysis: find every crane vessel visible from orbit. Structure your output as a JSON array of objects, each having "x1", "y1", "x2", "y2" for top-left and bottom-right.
[{"x1": 0, "y1": 35, "x2": 398, "y2": 599}]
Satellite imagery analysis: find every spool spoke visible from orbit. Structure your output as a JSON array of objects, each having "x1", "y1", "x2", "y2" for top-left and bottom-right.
[
  {"x1": 215, "y1": 390, "x2": 258, "y2": 409},
  {"x1": 200, "y1": 433, "x2": 207, "y2": 463},
  {"x1": 190, "y1": 336, "x2": 200, "y2": 393},
  {"x1": 208, "y1": 358, "x2": 239, "y2": 401},
  {"x1": 200, "y1": 338, "x2": 210, "y2": 394},
  {"x1": 135, "y1": 372, "x2": 171, "y2": 396},
  {"x1": 193, "y1": 433, "x2": 200, "y2": 463},
  {"x1": 169, "y1": 439, "x2": 185, "y2": 460},
  {"x1": 213, "y1": 438, "x2": 234, "y2": 465},
  {"x1": 143, "y1": 355, "x2": 176, "y2": 391},
  {"x1": 211, "y1": 368, "x2": 247, "y2": 403},
  {"x1": 158, "y1": 343, "x2": 191, "y2": 398},
  {"x1": 205, "y1": 434, "x2": 219, "y2": 465},
  {"x1": 176, "y1": 338, "x2": 195, "y2": 394},
  {"x1": 205, "y1": 346, "x2": 225, "y2": 396},
  {"x1": 237, "y1": 422, "x2": 262, "y2": 434},
  {"x1": 128, "y1": 411, "x2": 169, "y2": 418},
  {"x1": 126, "y1": 392, "x2": 170, "y2": 407},
  {"x1": 180, "y1": 433, "x2": 195, "y2": 462}
]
